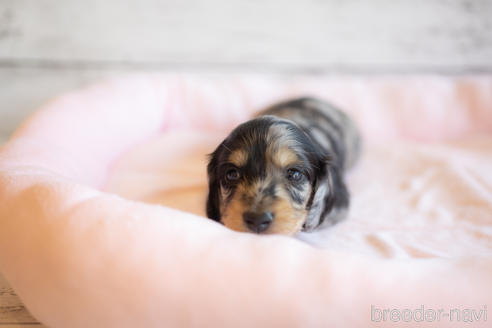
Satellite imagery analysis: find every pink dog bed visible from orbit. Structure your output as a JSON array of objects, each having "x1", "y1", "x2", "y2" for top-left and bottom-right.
[{"x1": 0, "y1": 75, "x2": 491, "y2": 327}]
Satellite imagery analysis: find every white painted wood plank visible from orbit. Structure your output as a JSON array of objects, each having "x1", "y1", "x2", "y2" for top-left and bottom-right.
[
  {"x1": 0, "y1": 0, "x2": 491, "y2": 72},
  {"x1": 0, "y1": 274, "x2": 42, "y2": 326}
]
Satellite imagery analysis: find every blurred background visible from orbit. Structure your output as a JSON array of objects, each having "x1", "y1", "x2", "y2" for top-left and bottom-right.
[{"x1": 0, "y1": 0, "x2": 491, "y2": 143}]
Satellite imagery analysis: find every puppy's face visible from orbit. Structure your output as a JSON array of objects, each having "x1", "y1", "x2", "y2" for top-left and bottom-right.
[{"x1": 207, "y1": 116, "x2": 329, "y2": 235}]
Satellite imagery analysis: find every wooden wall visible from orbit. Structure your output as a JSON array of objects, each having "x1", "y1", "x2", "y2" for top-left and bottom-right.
[{"x1": 1, "y1": 0, "x2": 491, "y2": 142}]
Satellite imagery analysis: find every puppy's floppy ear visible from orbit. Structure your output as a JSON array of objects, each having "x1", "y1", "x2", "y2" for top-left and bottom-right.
[
  {"x1": 304, "y1": 153, "x2": 349, "y2": 231},
  {"x1": 206, "y1": 147, "x2": 222, "y2": 222},
  {"x1": 323, "y1": 159, "x2": 349, "y2": 222}
]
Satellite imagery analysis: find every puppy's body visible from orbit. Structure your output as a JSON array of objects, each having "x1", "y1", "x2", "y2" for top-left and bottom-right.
[
  {"x1": 257, "y1": 97, "x2": 361, "y2": 231},
  {"x1": 207, "y1": 97, "x2": 361, "y2": 234},
  {"x1": 258, "y1": 97, "x2": 361, "y2": 173}
]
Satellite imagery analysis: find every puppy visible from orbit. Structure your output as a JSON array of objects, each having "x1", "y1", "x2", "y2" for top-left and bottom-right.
[{"x1": 206, "y1": 97, "x2": 361, "y2": 235}]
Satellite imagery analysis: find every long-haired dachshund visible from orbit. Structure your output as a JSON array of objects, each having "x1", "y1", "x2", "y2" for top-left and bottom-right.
[{"x1": 206, "y1": 97, "x2": 361, "y2": 235}]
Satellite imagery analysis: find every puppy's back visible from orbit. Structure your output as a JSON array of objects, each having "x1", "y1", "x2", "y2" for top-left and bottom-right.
[{"x1": 256, "y1": 97, "x2": 361, "y2": 171}]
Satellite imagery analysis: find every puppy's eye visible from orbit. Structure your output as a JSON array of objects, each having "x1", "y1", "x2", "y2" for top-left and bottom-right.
[
  {"x1": 286, "y1": 168, "x2": 303, "y2": 182},
  {"x1": 225, "y1": 168, "x2": 241, "y2": 182}
]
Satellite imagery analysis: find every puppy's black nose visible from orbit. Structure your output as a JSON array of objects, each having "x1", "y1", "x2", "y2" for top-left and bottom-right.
[{"x1": 243, "y1": 211, "x2": 274, "y2": 233}]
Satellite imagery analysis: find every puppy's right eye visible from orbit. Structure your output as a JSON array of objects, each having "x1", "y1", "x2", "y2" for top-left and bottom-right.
[
  {"x1": 286, "y1": 168, "x2": 304, "y2": 182},
  {"x1": 225, "y1": 168, "x2": 241, "y2": 182}
]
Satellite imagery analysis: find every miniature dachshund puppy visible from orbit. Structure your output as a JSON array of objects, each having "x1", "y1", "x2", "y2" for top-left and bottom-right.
[{"x1": 206, "y1": 97, "x2": 361, "y2": 235}]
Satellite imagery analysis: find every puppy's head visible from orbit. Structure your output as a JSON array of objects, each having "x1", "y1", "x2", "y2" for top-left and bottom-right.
[{"x1": 206, "y1": 115, "x2": 334, "y2": 235}]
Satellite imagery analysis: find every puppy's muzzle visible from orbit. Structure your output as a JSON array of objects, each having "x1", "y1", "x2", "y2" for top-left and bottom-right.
[{"x1": 242, "y1": 211, "x2": 274, "y2": 233}]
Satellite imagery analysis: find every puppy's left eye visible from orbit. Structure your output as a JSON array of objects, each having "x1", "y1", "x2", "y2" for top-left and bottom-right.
[
  {"x1": 286, "y1": 168, "x2": 303, "y2": 182},
  {"x1": 225, "y1": 168, "x2": 241, "y2": 182}
]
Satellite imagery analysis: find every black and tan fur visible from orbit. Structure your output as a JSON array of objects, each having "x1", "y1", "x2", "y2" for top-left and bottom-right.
[{"x1": 206, "y1": 97, "x2": 361, "y2": 235}]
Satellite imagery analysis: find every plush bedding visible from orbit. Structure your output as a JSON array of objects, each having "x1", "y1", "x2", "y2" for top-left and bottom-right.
[{"x1": 0, "y1": 75, "x2": 491, "y2": 327}]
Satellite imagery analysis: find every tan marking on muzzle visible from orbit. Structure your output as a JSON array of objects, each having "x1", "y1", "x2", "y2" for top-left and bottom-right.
[{"x1": 221, "y1": 180, "x2": 309, "y2": 235}]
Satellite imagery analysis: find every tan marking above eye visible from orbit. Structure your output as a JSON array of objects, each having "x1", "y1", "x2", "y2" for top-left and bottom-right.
[
  {"x1": 272, "y1": 147, "x2": 299, "y2": 168},
  {"x1": 228, "y1": 149, "x2": 248, "y2": 167}
]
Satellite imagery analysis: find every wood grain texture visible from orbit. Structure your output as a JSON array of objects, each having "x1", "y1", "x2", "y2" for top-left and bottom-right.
[
  {"x1": 0, "y1": 274, "x2": 43, "y2": 326},
  {"x1": 0, "y1": 0, "x2": 491, "y2": 73}
]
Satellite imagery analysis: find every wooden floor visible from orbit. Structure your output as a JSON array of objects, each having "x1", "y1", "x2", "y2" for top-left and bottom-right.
[
  {"x1": 0, "y1": 274, "x2": 44, "y2": 327},
  {"x1": 0, "y1": 0, "x2": 491, "y2": 326}
]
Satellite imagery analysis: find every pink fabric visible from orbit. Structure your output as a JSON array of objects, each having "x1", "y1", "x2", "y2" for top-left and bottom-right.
[{"x1": 0, "y1": 75, "x2": 491, "y2": 327}]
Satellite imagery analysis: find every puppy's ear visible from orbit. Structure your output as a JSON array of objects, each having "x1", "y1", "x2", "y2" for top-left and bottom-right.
[
  {"x1": 324, "y1": 162, "x2": 349, "y2": 218},
  {"x1": 304, "y1": 154, "x2": 349, "y2": 231},
  {"x1": 206, "y1": 148, "x2": 222, "y2": 222}
]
